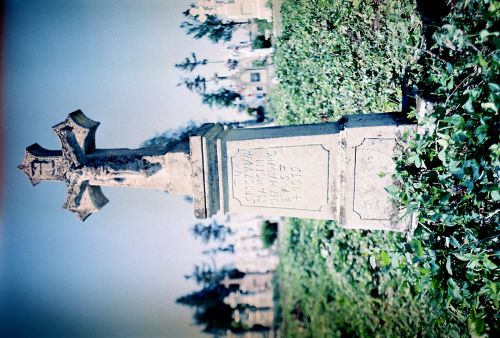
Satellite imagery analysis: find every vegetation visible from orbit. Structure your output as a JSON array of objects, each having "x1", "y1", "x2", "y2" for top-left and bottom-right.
[
  {"x1": 202, "y1": 88, "x2": 243, "y2": 109},
  {"x1": 179, "y1": 74, "x2": 207, "y2": 93},
  {"x1": 254, "y1": 18, "x2": 273, "y2": 35},
  {"x1": 142, "y1": 122, "x2": 201, "y2": 148},
  {"x1": 191, "y1": 218, "x2": 233, "y2": 245},
  {"x1": 280, "y1": 219, "x2": 445, "y2": 337},
  {"x1": 175, "y1": 52, "x2": 239, "y2": 73},
  {"x1": 178, "y1": 264, "x2": 244, "y2": 335},
  {"x1": 181, "y1": 9, "x2": 248, "y2": 44},
  {"x1": 275, "y1": 0, "x2": 499, "y2": 337},
  {"x1": 261, "y1": 220, "x2": 279, "y2": 248},
  {"x1": 269, "y1": 0, "x2": 422, "y2": 124},
  {"x1": 392, "y1": 0, "x2": 500, "y2": 334},
  {"x1": 252, "y1": 35, "x2": 272, "y2": 49}
]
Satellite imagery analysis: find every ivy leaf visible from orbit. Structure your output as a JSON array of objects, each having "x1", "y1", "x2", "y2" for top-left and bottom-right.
[
  {"x1": 477, "y1": 53, "x2": 489, "y2": 69},
  {"x1": 411, "y1": 239, "x2": 424, "y2": 258},
  {"x1": 488, "y1": 82, "x2": 499, "y2": 93},
  {"x1": 481, "y1": 102, "x2": 497, "y2": 112},
  {"x1": 453, "y1": 253, "x2": 470, "y2": 261},
  {"x1": 463, "y1": 99, "x2": 474, "y2": 113},
  {"x1": 379, "y1": 251, "x2": 390, "y2": 267},
  {"x1": 446, "y1": 256, "x2": 453, "y2": 275},
  {"x1": 384, "y1": 185, "x2": 399, "y2": 197},
  {"x1": 468, "y1": 313, "x2": 486, "y2": 337},
  {"x1": 482, "y1": 257, "x2": 497, "y2": 270},
  {"x1": 491, "y1": 190, "x2": 500, "y2": 201},
  {"x1": 447, "y1": 278, "x2": 463, "y2": 301}
]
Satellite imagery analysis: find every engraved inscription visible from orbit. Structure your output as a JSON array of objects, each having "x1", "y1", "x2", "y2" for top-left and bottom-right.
[
  {"x1": 353, "y1": 138, "x2": 397, "y2": 220},
  {"x1": 31, "y1": 160, "x2": 57, "y2": 178},
  {"x1": 231, "y1": 145, "x2": 329, "y2": 211}
]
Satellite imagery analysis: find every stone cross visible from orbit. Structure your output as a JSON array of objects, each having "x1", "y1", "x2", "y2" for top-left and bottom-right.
[
  {"x1": 20, "y1": 110, "x2": 416, "y2": 232},
  {"x1": 19, "y1": 110, "x2": 192, "y2": 220}
]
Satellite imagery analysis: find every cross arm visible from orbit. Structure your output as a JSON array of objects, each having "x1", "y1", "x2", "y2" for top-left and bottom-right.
[
  {"x1": 18, "y1": 143, "x2": 65, "y2": 186},
  {"x1": 63, "y1": 180, "x2": 109, "y2": 221},
  {"x1": 52, "y1": 110, "x2": 100, "y2": 166}
]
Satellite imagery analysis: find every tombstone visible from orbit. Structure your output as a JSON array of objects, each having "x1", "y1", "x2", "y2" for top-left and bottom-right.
[
  {"x1": 224, "y1": 290, "x2": 274, "y2": 309},
  {"x1": 234, "y1": 307, "x2": 274, "y2": 328},
  {"x1": 221, "y1": 272, "x2": 274, "y2": 293},
  {"x1": 20, "y1": 110, "x2": 415, "y2": 231}
]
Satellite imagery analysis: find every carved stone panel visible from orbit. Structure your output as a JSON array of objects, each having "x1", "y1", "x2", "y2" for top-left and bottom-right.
[
  {"x1": 230, "y1": 145, "x2": 330, "y2": 211},
  {"x1": 353, "y1": 138, "x2": 397, "y2": 220}
]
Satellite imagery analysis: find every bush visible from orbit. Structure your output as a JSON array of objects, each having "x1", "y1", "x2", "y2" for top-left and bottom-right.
[
  {"x1": 270, "y1": 0, "x2": 422, "y2": 124},
  {"x1": 274, "y1": 0, "x2": 499, "y2": 336},
  {"x1": 252, "y1": 35, "x2": 272, "y2": 49},
  {"x1": 261, "y1": 220, "x2": 278, "y2": 248},
  {"x1": 392, "y1": 0, "x2": 500, "y2": 335}
]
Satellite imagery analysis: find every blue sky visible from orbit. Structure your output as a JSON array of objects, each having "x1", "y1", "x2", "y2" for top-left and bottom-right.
[{"x1": 1, "y1": 0, "x2": 246, "y2": 337}]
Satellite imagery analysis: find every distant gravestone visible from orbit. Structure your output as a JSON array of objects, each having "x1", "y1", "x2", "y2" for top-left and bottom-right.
[{"x1": 20, "y1": 110, "x2": 415, "y2": 231}]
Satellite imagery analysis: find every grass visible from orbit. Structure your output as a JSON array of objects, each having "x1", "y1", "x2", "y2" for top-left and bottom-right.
[{"x1": 279, "y1": 219, "x2": 453, "y2": 337}]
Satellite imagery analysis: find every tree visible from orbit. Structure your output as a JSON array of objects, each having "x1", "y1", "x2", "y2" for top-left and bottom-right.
[
  {"x1": 202, "y1": 245, "x2": 235, "y2": 257},
  {"x1": 181, "y1": 13, "x2": 248, "y2": 43},
  {"x1": 226, "y1": 58, "x2": 239, "y2": 70},
  {"x1": 178, "y1": 75, "x2": 207, "y2": 93},
  {"x1": 202, "y1": 88, "x2": 243, "y2": 109},
  {"x1": 141, "y1": 122, "x2": 200, "y2": 148},
  {"x1": 176, "y1": 52, "x2": 239, "y2": 73},
  {"x1": 179, "y1": 73, "x2": 233, "y2": 93},
  {"x1": 191, "y1": 218, "x2": 233, "y2": 245},
  {"x1": 178, "y1": 265, "x2": 245, "y2": 334},
  {"x1": 175, "y1": 52, "x2": 218, "y2": 72}
]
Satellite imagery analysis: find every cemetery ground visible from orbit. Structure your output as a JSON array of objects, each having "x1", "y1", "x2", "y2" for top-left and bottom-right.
[{"x1": 271, "y1": 0, "x2": 499, "y2": 337}]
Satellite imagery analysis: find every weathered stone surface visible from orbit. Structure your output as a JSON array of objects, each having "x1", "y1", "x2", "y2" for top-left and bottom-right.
[
  {"x1": 19, "y1": 110, "x2": 194, "y2": 220},
  {"x1": 339, "y1": 113, "x2": 412, "y2": 231},
  {"x1": 222, "y1": 126, "x2": 338, "y2": 219},
  {"x1": 191, "y1": 113, "x2": 415, "y2": 232}
]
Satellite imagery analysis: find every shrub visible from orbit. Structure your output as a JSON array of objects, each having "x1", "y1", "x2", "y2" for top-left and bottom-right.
[
  {"x1": 392, "y1": 0, "x2": 500, "y2": 335},
  {"x1": 261, "y1": 220, "x2": 278, "y2": 248},
  {"x1": 270, "y1": 0, "x2": 422, "y2": 124},
  {"x1": 274, "y1": 0, "x2": 499, "y2": 336}
]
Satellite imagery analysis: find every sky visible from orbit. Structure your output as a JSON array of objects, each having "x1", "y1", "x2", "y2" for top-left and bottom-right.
[{"x1": 1, "y1": 0, "x2": 248, "y2": 337}]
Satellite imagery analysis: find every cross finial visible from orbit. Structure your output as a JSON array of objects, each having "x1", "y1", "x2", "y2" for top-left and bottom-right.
[
  {"x1": 19, "y1": 110, "x2": 107, "y2": 221},
  {"x1": 18, "y1": 143, "x2": 65, "y2": 186}
]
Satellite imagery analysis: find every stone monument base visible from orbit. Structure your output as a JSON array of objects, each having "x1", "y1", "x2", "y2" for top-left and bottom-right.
[{"x1": 190, "y1": 113, "x2": 415, "y2": 232}]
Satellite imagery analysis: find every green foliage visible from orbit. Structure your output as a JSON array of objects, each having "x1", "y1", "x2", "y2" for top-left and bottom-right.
[
  {"x1": 270, "y1": 0, "x2": 422, "y2": 124},
  {"x1": 181, "y1": 13, "x2": 247, "y2": 43},
  {"x1": 142, "y1": 122, "x2": 201, "y2": 148},
  {"x1": 261, "y1": 220, "x2": 278, "y2": 248},
  {"x1": 179, "y1": 265, "x2": 243, "y2": 334},
  {"x1": 279, "y1": 219, "x2": 455, "y2": 337},
  {"x1": 179, "y1": 74, "x2": 207, "y2": 93},
  {"x1": 191, "y1": 219, "x2": 233, "y2": 245},
  {"x1": 202, "y1": 88, "x2": 243, "y2": 109},
  {"x1": 254, "y1": 19, "x2": 273, "y2": 35},
  {"x1": 392, "y1": 0, "x2": 500, "y2": 334},
  {"x1": 175, "y1": 52, "x2": 208, "y2": 72},
  {"x1": 252, "y1": 35, "x2": 272, "y2": 49},
  {"x1": 275, "y1": 0, "x2": 499, "y2": 336}
]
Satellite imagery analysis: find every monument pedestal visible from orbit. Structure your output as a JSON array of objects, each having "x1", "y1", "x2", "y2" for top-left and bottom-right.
[{"x1": 190, "y1": 113, "x2": 415, "y2": 232}]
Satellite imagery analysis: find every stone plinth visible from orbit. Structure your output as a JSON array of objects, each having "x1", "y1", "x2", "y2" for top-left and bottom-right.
[{"x1": 190, "y1": 113, "x2": 415, "y2": 231}]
